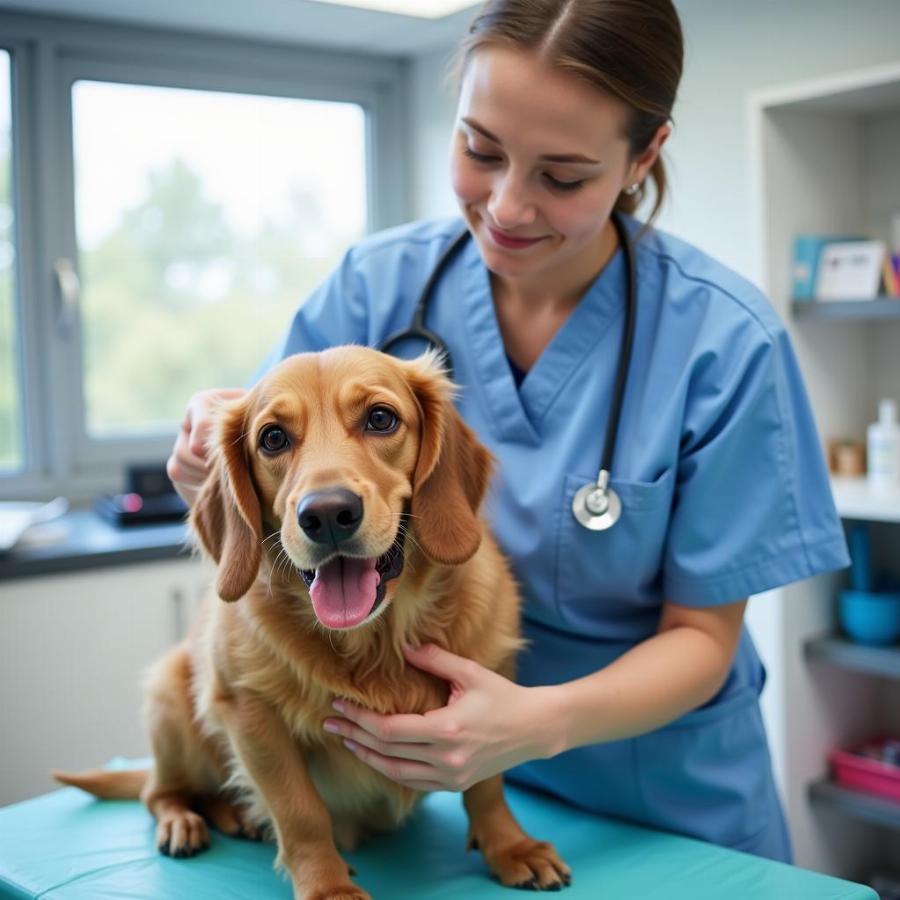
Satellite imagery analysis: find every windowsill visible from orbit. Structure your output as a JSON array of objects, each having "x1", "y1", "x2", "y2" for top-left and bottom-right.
[{"x1": 0, "y1": 510, "x2": 193, "y2": 581}]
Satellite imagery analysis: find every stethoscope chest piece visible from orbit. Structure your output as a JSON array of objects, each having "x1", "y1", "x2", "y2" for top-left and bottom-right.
[{"x1": 572, "y1": 474, "x2": 622, "y2": 531}]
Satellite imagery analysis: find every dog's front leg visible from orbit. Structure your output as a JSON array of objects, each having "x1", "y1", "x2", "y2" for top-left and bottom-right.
[
  {"x1": 463, "y1": 775, "x2": 572, "y2": 891},
  {"x1": 215, "y1": 688, "x2": 370, "y2": 900}
]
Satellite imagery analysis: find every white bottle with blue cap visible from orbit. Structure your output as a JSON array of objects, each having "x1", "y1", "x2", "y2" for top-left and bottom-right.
[{"x1": 866, "y1": 398, "x2": 900, "y2": 490}]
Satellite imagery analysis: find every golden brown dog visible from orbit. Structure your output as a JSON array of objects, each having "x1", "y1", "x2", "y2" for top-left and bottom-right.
[{"x1": 54, "y1": 346, "x2": 570, "y2": 899}]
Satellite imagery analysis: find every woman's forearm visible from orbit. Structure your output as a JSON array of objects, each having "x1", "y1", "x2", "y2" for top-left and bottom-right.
[{"x1": 536, "y1": 618, "x2": 741, "y2": 758}]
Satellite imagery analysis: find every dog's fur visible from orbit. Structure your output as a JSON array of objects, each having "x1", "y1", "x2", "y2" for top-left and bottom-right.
[{"x1": 54, "y1": 347, "x2": 569, "y2": 899}]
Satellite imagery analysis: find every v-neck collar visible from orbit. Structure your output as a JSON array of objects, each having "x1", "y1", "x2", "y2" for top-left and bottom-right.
[{"x1": 460, "y1": 236, "x2": 627, "y2": 445}]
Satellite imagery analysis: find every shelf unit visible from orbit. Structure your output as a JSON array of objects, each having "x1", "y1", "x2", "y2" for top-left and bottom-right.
[
  {"x1": 805, "y1": 636, "x2": 900, "y2": 680},
  {"x1": 831, "y1": 476, "x2": 900, "y2": 524},
  {"x1": 809, "y1": 779, "x2": 900, "y2": 831},
  {"x1": 750, "y1": 60, "x2": 900, "y2": 880},
  {"x1": 793, "y1": 299, "x2": 900, "y2": 321},
  {"x1": 805, "y1": 636, "x2": 900, "y2": 835}
]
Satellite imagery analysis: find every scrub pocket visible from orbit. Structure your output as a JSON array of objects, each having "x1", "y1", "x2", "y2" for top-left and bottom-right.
[
  {"x1": 633, "y1": 687, "x2": 773, "y2": 850},
  {"x1": 555, "y1": 468, "x2": 675, "y2": 631}
]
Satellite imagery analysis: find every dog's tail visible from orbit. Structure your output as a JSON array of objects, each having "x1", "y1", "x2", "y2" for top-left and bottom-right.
[{"x1": 52, "y1": 767, "x2": 149, "y2": 799}]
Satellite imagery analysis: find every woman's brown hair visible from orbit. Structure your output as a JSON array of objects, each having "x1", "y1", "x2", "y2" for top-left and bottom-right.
[{"x1": 455, "y1": 0, "x2": 683, "y2": 226}]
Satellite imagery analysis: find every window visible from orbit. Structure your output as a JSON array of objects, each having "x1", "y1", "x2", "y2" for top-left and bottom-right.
[
  {"x1": 72, "y1": 81, "x2": 367, "y2": 436},
  {"x1": 0, "y1": 50, "x2": 19, "y2": 472},
  {"x1": 0, "y1": 13, "x2": 406, "y2": 500}
]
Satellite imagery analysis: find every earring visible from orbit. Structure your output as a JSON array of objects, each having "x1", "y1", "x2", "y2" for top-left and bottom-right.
[{"x1": 624, "y1": 183, "x2": 641, "y2": 196}]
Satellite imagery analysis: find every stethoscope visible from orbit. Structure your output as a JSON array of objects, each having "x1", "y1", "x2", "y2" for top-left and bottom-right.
[{"x1": 380, "y1": 210, "x2": 637, "y2": 532}]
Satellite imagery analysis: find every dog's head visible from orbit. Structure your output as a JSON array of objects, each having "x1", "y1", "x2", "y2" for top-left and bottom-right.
[{"x1": 191, "y1": 346, "x2": 493, "y2": 630}]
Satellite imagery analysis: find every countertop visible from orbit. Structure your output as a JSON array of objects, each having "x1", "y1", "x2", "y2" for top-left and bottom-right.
[{"x1": 0, "y1": 510, "x2": 191, "y2": 581}]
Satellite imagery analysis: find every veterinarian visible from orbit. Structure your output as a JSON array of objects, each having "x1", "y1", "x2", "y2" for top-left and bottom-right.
[{"x1": 167, "y1": 0, "x2": 848, "y2": 864}]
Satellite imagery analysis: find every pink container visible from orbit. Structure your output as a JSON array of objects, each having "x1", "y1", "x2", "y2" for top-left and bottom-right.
[{"x1": 829, "y1": 736, "x2": 900, "y2": 803}]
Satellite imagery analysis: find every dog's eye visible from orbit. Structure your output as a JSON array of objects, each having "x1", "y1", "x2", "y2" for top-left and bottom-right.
[
  {"x1": 259, "y1": 425, "x2": 289, "y2": 454},
  {"x1": 366, "y1": 406, "x2": 399, "y2": 434}
]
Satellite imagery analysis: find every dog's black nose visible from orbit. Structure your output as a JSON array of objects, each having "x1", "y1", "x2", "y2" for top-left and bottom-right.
[{"x1": 297, "y1": 489, "x2": 364, "y2": 545}]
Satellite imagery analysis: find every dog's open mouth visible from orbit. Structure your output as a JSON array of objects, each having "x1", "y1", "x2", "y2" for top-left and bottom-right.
[{"x1": 298, "y1": 538, "x2": 405, "y2": 630}]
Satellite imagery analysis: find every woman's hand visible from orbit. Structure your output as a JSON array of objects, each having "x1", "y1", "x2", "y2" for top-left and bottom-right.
[
  {"x1": 166, "y1": 388, "x2": 247, "y2": 507},
  {"x1": 322, "y1": 644, "x2": 560, "y2": 792}
]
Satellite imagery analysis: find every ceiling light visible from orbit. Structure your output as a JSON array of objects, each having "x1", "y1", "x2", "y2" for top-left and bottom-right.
[{"x1": 308, "y1": 0, "x2": 477, "y2": 18}]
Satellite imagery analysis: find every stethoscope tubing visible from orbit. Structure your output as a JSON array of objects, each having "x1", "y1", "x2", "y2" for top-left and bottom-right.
[
  {"x1": 600, "y1": 211, "x2": 637, "y2": 482},
  {"x1": 378, "y1": 211, "x2": 637, "y2": 530},
  {"x1": 378, "y1": 229, "x2": 468, "y2": 381}
]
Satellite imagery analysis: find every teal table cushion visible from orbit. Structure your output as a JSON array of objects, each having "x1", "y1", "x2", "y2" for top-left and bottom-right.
[{"x1": 0, "y1": 768, "x2": 876, "y2": 899}]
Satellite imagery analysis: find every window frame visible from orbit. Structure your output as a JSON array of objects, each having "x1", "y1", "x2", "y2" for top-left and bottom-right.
[
  {"x1": 1, "y1": 34, "x2": 43, "y2": 499},
  {"x1": 0, "y1": 10, "x2": 409, "y2": 502}
]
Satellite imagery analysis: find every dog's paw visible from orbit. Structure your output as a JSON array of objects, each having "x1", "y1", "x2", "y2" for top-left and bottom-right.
[
  {"x1": 236, "y1": 818, "x2": 269, "y2": 842},
  {"x1": 199, "y1": 795, "x2": 269, "y2": 841},
  {"x1": 484, "y1": 838, "x2": 572, "y2": 891},
  {"x1": 156, "y1": 810, "x2": 210, "y2": 858},
  {"x1": 304, "y1": 886, "x2": 372, "y2": 900},
  {"x1": 230, "y1": 805, "x2": 269, "y2": 842},
  {"x1": 291, "y1": 855, "x2": 369, "y2": 900}
]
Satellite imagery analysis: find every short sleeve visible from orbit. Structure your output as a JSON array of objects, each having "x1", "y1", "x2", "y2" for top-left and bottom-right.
[
  {"x1": 251, "y1": 245, "x2": 369, "y2": 382},
  {"x1": 662, "y1": 321, "x2": 849, "y2": 606}
]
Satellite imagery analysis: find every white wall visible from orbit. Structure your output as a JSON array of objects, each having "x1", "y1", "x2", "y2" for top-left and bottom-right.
[
  {"x1": 408, "y1": 48, "x2": 460, "y2": 221},
  {"x1": 670, "y1": 0, "x2": 900, "y2": 283}
]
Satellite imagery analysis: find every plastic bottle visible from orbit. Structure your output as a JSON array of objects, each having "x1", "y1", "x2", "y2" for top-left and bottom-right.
[{"x1": 867, "y1": 399, "x2": 900, "y2": 490}]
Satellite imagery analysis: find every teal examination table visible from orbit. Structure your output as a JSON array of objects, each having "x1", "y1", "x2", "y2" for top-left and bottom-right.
[{"x1": 0, "y1": 761, "x2": 876, "y2": 900}]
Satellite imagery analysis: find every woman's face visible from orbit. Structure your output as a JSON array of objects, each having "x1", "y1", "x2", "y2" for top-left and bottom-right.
[{"x1": 450, "y1": 45, "x2": 664, "y2": 287}]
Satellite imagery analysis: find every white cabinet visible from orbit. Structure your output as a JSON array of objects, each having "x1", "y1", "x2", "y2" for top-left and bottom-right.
[
  {"x1": 0, "y1": 557, "x2": 213, "y2": 807},
  {"x1": 749, "y1": 63, "x2": 900, "y2": 881}
]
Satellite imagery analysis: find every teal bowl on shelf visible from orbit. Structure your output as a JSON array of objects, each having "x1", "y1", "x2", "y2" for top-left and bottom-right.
[{"x1": 839, "y1": 589, "x2": 900, "y2": 646}]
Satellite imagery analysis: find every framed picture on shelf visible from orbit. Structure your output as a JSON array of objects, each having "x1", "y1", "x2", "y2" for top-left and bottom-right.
[
  {"x1": 791, "y1": 235, "x2": 900, "y2": 302},
  {"x1": 814, "y1": 240, "x2": 886, "y2": 301},
  {"x1": 791, "y1": 234, "x2": 865, "y2": 300}
]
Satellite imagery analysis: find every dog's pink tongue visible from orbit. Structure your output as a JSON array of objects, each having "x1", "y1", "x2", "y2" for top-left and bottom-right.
[{"x1": 309, "y1": 557, "x2": 381, "y2": 629}]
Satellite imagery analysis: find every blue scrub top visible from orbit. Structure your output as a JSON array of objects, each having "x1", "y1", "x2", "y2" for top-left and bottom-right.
[{"x1": 259, "y1": 215, "x2": 849, "y2": 862}]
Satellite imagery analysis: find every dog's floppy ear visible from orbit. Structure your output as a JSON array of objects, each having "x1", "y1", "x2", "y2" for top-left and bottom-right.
[
  {"x1": 403, "y1": 352, "x2": 493, "y2": 565},
  {"x1": 191, "y1": 396, "x2": 262, "y2": 601}
]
